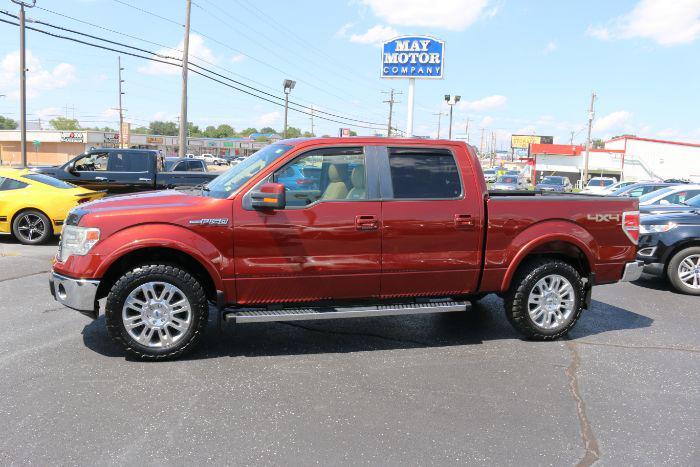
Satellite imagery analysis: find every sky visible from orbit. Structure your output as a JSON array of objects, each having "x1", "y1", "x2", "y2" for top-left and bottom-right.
[{"x1": 0, "y1": 0, "x2": 699, "y2": 148}]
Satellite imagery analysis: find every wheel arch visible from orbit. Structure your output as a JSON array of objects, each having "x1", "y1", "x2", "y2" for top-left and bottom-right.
[
  {"x1": 500, "y1": 222, "x2": 596, "y2": 291},
  {"x1": 662, "y1": 239, "x2": 700, "y2": 274},
  {"x1": 95, "y1": 246, "x2": 219, "y2": 303}
]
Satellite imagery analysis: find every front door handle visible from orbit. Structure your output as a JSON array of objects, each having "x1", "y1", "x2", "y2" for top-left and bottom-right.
[
  {"x1": 355, "y1": 215, "x2": 379, "y2": 231},
  {"x1": 454, "y1": 214, "x2": 475, "y2": 229},
  {"x1": 139, "y1": 178, "x2": 152, "y2": 182},
  {"x1": 94, "y1": 176, "x2": 108, "y2": 181}
]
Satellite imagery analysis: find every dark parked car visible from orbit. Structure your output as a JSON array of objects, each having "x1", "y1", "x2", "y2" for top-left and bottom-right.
[
  {"x1": 638, "y1": 211, "x2": 700, "y2": 295},
  {"x1": 640, "y1": 193, "x2": 700, "y2": 214},
  {"x1": 164, "y1": 157, "x2": 207, "y2": 172},
  {"x1": 33, "y1": 149, "x2": 218, "y2": 193},
  {"x1": 609, "y1": 182, "x2": 676, "y2": 198},
  {"x1": 536, "y1": 176, "x2": 572, "y2": 192}
]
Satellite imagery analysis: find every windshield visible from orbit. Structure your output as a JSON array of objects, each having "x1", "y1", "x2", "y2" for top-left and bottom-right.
[
  {"x1": 639, "y1": 186, "x2": 674, "y2": 203},
  {"x1": 204, "y1": 144, "x2": 292, "y2": 199},
  {"x1": 541, "y1": 176, "x2": 564, "y2": 185},
  {"x1": 497, "y1": 176, "x2": 517, "y2": 183},
  {"x1": 587, "y1": 178, "x2": 614, "y2": 187},
  {"x1": 23, "y1": 173, "x2": 75, "y2": 189}
]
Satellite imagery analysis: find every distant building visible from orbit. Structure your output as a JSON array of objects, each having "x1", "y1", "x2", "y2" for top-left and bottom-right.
[
  {"x1": 529, "y1": 136, "x2": 700, "y2": 185},
  {"x1": 0, "y1": 130, "x2": 271, "y2": 166}
]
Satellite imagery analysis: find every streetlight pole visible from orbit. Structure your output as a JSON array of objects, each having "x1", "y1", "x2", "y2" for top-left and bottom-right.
[
  {"x1": 178, "y1": 0, "x2": 191, "y2": 157},
  {"x1": 432, "y1": 112, "x2": 447, "y2": 139},
  {"x1": 118, "y1": 56, "x2": 125, "y2": 148},
  {"x1": 283, "y1": 79, "x2": 296, "y2": 138},
  {"x1": 444, "y1": 94, "x2": 460, "y2": 140},
  {"x1": 11, "y1": 0, "x2": 35, "y2": 168},
  {"x1": 583, "y1": 92, "x2": 597, "y2": 185}
]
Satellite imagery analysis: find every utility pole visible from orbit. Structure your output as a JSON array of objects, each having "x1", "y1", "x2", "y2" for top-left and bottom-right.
[
  {"x1": 12, "y1": 0, "x2": 35, "y2": 168},
  {"x1": 583, "y1": 92, "x2": 597, "y2": 185},
  {"x1": 118, "y1": 56, "x2": 125, "y2": 148},
  {"x1": 432, "y1": 112, "x2": 447, "y2": 139},
  {"x1": 570, "y1": 130, "x2": 575, "y2": 145},
  {"x1": 465, "y1": 118, "x2": 470, "y2": 143},
  {"x1": 309, "y1": 106, "x2": 314, "y2": 136},
  {"x1": 479, "y1": 127, "x2": 485, "y2": 155},
  {"x1": 382, "y1": 89, "x2": 401, "y2": 137},
  {"x1": 178, "y1": 0, "x2": 192, "y2": 157}
]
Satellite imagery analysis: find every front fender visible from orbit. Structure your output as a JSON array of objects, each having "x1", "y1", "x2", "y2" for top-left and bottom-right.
[
  {"x1": 498, "y1": 220, "x2": 598, "y2": 290},
  {"x1": 91, "y1": 223, "x2": 226, "y2": 290}
]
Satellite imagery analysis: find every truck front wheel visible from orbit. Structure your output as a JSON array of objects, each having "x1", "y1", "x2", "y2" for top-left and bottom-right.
[
  {"x1": 105, "y1": 264, "x2": 209, "y2": 360},
  {"x1": 504, "y1": 259, "x2": 584, "y2": 340}
]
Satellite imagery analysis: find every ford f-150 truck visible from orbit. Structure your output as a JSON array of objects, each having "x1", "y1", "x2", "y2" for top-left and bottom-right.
[
  {"x1": 49, "y1": 138, "x2": 643, "y2": 360},
  {"x1": 34, "y1": 148, "x2": 218, "y2": 193}
]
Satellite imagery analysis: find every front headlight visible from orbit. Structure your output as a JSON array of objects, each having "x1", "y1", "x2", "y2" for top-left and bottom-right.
[
  {"x1": 59, "y1": 225, "x2": 100, "y2": 262},
  {"x1": 639, "y1": 222, "x2": 677, "y2": 234}
]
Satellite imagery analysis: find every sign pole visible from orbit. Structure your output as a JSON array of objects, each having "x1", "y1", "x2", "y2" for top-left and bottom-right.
[{"x1": 406, "y1": 78, "x2": 415, "y2": 137}]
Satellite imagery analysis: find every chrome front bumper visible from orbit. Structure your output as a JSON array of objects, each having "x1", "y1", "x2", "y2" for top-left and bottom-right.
[
  {"x1": 620, "y1": 261, "x2": 644, "y2": 282},
  {"x1": 49, "y1": 272, "x2": 100, "y2": 318}
]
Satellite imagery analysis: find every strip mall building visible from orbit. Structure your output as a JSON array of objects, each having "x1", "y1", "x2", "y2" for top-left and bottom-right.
[
  {"x1": 0, "y1": 130, "x2": 273, "y2": 166},
  {"x1": 530, "y1": 135, "x2": 700, "y2": 185}
]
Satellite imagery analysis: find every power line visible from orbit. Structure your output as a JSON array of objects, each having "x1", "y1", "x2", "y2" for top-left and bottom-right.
[{"x1": 0, "y1": 16, "x2": 388, "y2": 130}]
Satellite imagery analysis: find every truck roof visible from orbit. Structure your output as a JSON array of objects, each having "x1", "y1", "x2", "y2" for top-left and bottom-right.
[{"x1": 278, "y1": 137, "x2": 467, "y2": 147}]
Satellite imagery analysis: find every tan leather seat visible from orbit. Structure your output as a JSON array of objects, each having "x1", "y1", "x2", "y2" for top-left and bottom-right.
[
  {"x1": 346, "y1": 166, "x2": 366, "y2": 199},
  {"x1": 322, "y1": 164, "x2": 348, "y2": 199}
]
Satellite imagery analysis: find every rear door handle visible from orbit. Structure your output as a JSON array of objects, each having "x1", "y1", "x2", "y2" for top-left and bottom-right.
[
  {"x1": 139, "y1": 178, "x2": 152, "y2": 182},
  {"x1": 355, "y1": 215, "x2": 379, "y2": 231},
  {"x1": 94, "y1": 176, "x2": 108, "y2": 181},
  {"x1": 454, "y1": 214, "x2": 475, "y2": 229}
]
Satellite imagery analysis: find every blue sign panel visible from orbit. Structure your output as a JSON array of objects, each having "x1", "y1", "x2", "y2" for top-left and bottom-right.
[{"x1": 381, "y1": 36, "x2": 445, "y2": 79}]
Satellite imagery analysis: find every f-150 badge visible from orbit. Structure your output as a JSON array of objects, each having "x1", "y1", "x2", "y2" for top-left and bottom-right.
[
  {"x1": 188, "y1": 218, "x2": 229, "y2": 225},
  {"x1": 587, "y1": 214, "x2": 621, "y2": 222}
]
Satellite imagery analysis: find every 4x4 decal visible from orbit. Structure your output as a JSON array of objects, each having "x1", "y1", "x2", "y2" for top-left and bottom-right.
[{"x1": 587, "y1": 214, "x2": 621, "y2": 222}]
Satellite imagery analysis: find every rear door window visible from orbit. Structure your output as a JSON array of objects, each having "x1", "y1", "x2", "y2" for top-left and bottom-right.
[
  {"x1": 188, "y1": 160, "x2": 204, "y2": 172},
  {"x1": 388, "y1": 148, "x2": 461, "y2": 199},
  {"x1": 0, "y1": 177, "x2": 28, "y2": 191},
  {"x1": 108, "y1": 152, "x2": 150, "y2": 172}
]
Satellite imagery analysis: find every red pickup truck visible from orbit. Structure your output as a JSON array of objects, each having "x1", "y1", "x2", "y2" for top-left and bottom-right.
[{"x1": 49, "y1": 138, "x2": 642, "y2": 359}]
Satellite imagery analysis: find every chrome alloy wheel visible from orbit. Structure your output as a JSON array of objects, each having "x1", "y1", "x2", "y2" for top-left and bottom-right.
[
  {"x1": 677, "y1": 254, "x2": 700, "y2": 290},
  {"x1": 527, "y1": 274, "x2": 576, "y2": 330},
  {"x1": 17, "y1": 213, "x2": 46, "y2": 242},
  {"x1": 122, "y1": 282, "x2": 192, "y2": 348}
]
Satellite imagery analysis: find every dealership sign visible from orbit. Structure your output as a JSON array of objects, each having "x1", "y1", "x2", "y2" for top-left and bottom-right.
[
  {"x1": 381, "y1": 36, "x2": 444, "y2": 79},
  {"x1": 511, "y1": 134, "x2": 554, "y2": 149},
  {"x1": 60, "y1": 131, "x2": 84, "y2": 143}
]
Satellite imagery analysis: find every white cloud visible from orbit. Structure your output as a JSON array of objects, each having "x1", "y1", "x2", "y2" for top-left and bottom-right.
[
  {"x1": 515, "y1": 125, "x2": 536, "y2": 135},
  {"x1": 335, "y1": 22, "x2": 355, "y2": 38},
  {"x1": 0, "y1": 51, "x2": 75, "y2": 99},
  {"x1": 360, "y1": 0, "x2": 491, "y2": 31},
  {"x1": 587, "y1": 0, "x2": 700, "y2": 46},
  {"x1": 593, "y1": 110, "x2": 632, "y2": 133},
  {"x1": 151, "y1": 111, "x2": 175, "y2": 121},
  {"x1": 349, "y1": 25, "x2": 400, "y2": 45},
  {"x1": 101, "y1": 108, "x2": 120, "y2": 119},
  {"x1": 255, "y1": 111, "x2": 281, "y2": 127},
  {"x1": 543, "y1": 41, "x2": 557, "y2": 54},
  {"x1": 230, "y1": 54, "x2": 245, "y2": 63},
  {"x1": 458, "y1": 95, "x2": 507, "y2": 112},
  {"x1": 139, "y1": 34, "x2": 218, "y2": 75}
]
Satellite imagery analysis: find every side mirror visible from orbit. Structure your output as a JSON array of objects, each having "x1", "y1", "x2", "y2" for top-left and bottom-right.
[
  {"x1": 64, "y1": 161, "x2": 77, "y2": 174},
  {"x1": 251, "y1": 182, "x2": 286, "y2": 210}
]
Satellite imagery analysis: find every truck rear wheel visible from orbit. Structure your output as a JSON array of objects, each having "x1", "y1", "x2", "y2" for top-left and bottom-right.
[
  {"x1": 105, "y1": 264, "x2": 208, "y2": 360},
  {"x1": 504, "y1": 259, "x2": 584, "y2": 340}
]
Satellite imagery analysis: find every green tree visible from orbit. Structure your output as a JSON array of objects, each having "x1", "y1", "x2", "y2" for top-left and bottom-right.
[
  {"x1": 239, "y1": 127, "x2": 258, "y2": 137},
  {"x1": 259, "y1": 126, "x2": 276, "y2": 134},
  {"x1": 285, "y1": 126, "x2": 302, "y2": 138},
  {"x1": 349, "y1": 130, "x2": 358, "y2": 136},
  {"x1": 302, "y1": 131, "x2": 314, "y2": 137},
  {"x1": 131, "y1": 126, "x2": 150, "y2": 134},
  {"x1": 148, "y1": 120, "x2": 178, "y2": 136},
  {"x1": 187, "y1": 122, "x2": 202, "y2": 136},
  {"x1": 0, "y1": 115, "x2": 18, "y2": 129},
  {"x1": 214, "y1": 124, "x2": 236, "y2": 138},
  {"x1": 592, "y1": 138, "x2": 605, "y2": 149},
  {"x1": 255, "y1": 136, "x2": 270, "y2": 142},
  {"x1": 50, "y1": 117, "x2": 80, "y2": 130},
  {"x1": 84, "y1": 126, "x2": 117, "y2": 132}
]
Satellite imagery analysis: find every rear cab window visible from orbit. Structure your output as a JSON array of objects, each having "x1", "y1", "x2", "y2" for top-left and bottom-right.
[
  {"x1": 387, "y1": 147, "x2": 462, "y2": 199},
  {"x1": 107, "y1": 151, "x2": 151, "y2": 172}
]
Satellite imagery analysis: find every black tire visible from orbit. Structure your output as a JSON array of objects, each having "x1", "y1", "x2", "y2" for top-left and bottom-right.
[
  {"x1": 12, "y1": 209, "x2": 52, "y2": 245},
  {"x1": 105, "y1": 264, "x2": 208, "y2": 360},
  {"x1": 504, "y1": 259, "x2": 584, "y2": 340},
  {"x1": 468, "y1": 293, "x2": 488, "y2": 303},
  {"x1": 666, "y1": 246, "x2": 700, "y2": 295}
]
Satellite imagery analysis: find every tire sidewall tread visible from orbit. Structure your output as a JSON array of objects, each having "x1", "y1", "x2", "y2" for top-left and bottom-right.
[
  {"x1": 105, "y1": 264, "x2": 209, "y2": 360},
  {"x1": 666, "y1": 246, "x2": 700, "y2": 295}
]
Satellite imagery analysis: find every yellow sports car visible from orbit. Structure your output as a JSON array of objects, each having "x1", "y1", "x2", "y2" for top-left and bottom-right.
[{"x1": 0, "y1": 168, "x2": 105, "y2": 245}]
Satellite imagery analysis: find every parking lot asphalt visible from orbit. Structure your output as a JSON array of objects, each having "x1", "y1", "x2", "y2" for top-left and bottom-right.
[{"x1": 0, "y1": 237, "x2": 697, "y2": 465}]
